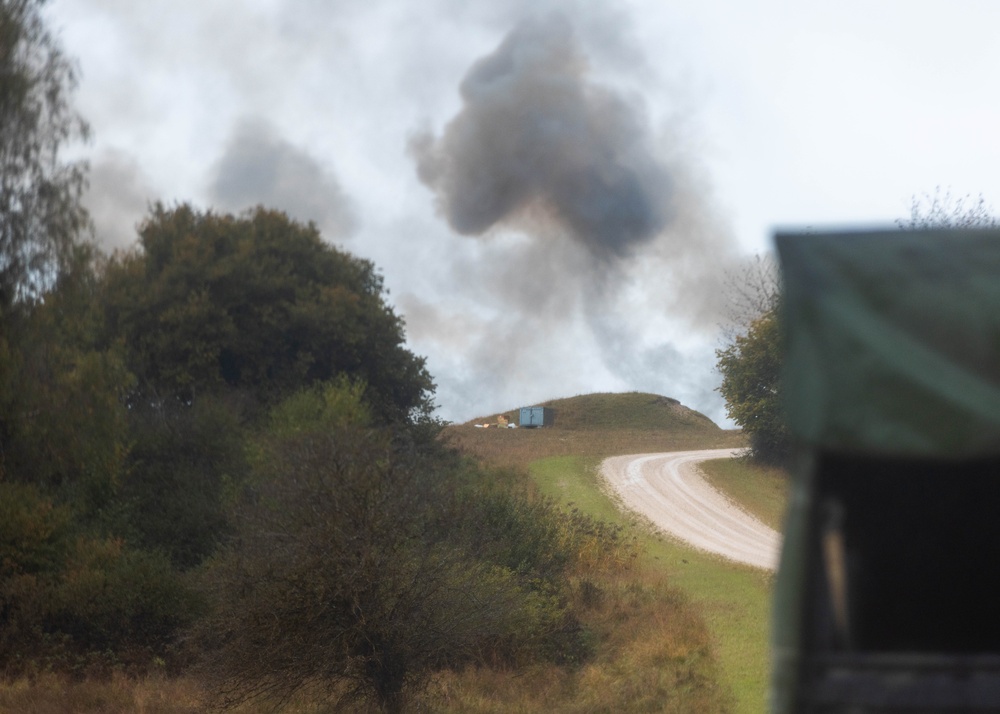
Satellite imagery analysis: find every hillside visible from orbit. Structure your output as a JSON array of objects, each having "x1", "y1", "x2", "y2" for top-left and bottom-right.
[{"x1": 443, "y1": 391, "x2": 745, "y2": 467}]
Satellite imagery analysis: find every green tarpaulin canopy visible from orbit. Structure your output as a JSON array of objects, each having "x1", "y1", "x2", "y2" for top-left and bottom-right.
[{"x1": 776, "y1": 228, "x2": 1000, "y2": 457}]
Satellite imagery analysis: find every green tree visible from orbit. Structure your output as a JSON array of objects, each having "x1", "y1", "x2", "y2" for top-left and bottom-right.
[
  {"x1": 100, "y1": 204, "x2": 434, "y2": 424},
  {"x1": 0, "y1": 11, "x2": 204, "y2": 668},
  {"x1": 0, "y1": 0, "x2": 111, "y2": 509},
  {"x1": 0, "y1": 0, "x2": 89, "y2": 310},
  {"x1": 716, "y1": 306, "x2": 789, "y2": 464}
]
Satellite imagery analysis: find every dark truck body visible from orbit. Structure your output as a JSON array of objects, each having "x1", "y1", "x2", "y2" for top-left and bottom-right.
[{"x1": 772, "y1": 229, "x2": 1000, "y2": 713}]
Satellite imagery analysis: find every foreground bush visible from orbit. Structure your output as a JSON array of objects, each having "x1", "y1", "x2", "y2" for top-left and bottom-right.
[{"x1": 196, "y1": 424, "x2": 582, "y2": 712}]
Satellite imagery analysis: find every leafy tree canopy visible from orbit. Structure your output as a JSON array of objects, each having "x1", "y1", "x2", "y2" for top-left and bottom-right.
[{"x1": 100, "y1": 204, "x2": 435, "y2": 424}]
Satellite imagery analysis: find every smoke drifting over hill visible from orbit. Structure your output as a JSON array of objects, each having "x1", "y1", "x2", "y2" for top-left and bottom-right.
[{"x1": 404, "y1": 12, "x2": 736, "y2": 419}]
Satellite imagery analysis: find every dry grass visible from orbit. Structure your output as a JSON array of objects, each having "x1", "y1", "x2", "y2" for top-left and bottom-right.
[
  {"x1": 0, "y1": 673, "x2": 205, "y2": 714},
  {"x1": 418, "y1": 571, "x2": 731, "y2": 713},
  {"x1": 0, "y1": 572, "x2": 731, "y2": 714},
  {"x1": 0, "y1": 674, "x2": 380, "y2": 714}
]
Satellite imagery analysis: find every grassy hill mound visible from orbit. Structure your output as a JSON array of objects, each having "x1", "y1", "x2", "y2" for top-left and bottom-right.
[
  {"x1": 484, "y1": 392, "x2": 718, "y2": 430},
  {"x1": 445, "y1": 392, "x2": 744, "y2": 467}
]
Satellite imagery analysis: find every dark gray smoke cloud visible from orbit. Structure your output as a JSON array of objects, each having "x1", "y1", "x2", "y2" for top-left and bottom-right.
[
  {"x1": 209, "y1": 118, "x2": 356, "y2": 240},
  {"x1": 410, "y1": 12, "x2": 671, "y2": 260}
]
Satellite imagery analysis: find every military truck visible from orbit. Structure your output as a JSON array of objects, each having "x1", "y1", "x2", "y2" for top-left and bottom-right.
[{"x1": 772, "y1": 229, "x2": 1000, "y2": 713}]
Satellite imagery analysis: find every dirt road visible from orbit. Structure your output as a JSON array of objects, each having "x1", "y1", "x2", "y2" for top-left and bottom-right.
[{"x1": 601, "y1": 449, "x2": 781, "y2": 571}]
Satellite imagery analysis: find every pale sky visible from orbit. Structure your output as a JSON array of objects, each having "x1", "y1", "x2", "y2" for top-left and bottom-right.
[{"x1": 46, "y1": 1, "x2": 1000, "y2": 425}]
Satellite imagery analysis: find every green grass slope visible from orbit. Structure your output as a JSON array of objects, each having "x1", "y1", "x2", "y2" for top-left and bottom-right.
[
  {"x1": 700, "y1": 458, "x2": 790, "y2": 531},
  {"x1": 471, "y1": 391, "x2": 719, "y2": 431},
  {"x1": 531, "y1": 454, "x2": 782, "y2": 714}
]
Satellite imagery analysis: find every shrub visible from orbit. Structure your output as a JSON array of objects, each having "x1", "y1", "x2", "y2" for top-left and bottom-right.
[
  {"x1": 195, "y1": 381, "x2": 592, "y2": 712},
  {"x1": 47, "y1": 538, "x2": 203, "y2": 662},
  {"x1": 0, "y1": 483, "x2": 72, "y2": 578},
  {"x1": 0, "y1": 483, "x2": 201, "y2": 675}
]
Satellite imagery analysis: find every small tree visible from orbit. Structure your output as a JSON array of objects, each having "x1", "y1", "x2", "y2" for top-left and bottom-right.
[
  {"x1": 716, "y1": 306, "x2": 789, "y2": 464},
  {"x1": 0, "y1": 245, "x2": 132, "y2": 510}
]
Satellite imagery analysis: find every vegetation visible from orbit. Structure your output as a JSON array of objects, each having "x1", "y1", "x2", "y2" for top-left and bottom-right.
[
  {"x1": 714, "y1": 251, "x2": 788, "y2": 465},
  {"x1": 699, "y1": 457, "x2": 790, "y2": 532},
  {"x1": 0, "y1": 15, "x2": 582, "y2": 698},
  {"x1": 715, "y1": 308, "x2": 789, "y2": 465},
  {"x1": 193, "y1": 383, "x2": 622, "y2": 712},
  {"x1": 3, "y1": 194, "x2": 644, "y2": 712},
  {"x1": 897, "y1": 187, "x2": 999, "y2": 231},
  {"x1": 99, "y1": 204, "x2": 435, "y2": 424}
]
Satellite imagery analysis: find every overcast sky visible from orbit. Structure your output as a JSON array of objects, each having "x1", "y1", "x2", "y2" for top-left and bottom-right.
[{"x1": 46, "y1": 0, "x2": 1000, "y2": 425}]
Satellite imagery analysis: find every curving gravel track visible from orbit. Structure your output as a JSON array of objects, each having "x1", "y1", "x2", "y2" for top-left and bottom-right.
[{"x1": 601, "y1": 449, "x2": 781, "y2": 571}]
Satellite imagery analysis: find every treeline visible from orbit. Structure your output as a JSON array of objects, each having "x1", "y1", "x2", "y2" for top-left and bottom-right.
[{"x1": 0, "y1": 203, "x2": 640, "y2": 710}]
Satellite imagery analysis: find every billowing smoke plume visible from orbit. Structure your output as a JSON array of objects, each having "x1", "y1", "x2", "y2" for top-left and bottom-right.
[
  {"x1": 209, "y1": 118, "x2": 356, "y2": 240},
  {"x1": 410, "y1": 13, "x2": 671, "y2": 261},
  {"x1": 405, "y1": 11, "x2": 737, "y2": 422}
]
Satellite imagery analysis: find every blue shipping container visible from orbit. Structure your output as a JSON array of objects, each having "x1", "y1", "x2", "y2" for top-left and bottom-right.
[{"x1": 519, "y1": 406, "x2": 551, "y2": 428}]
